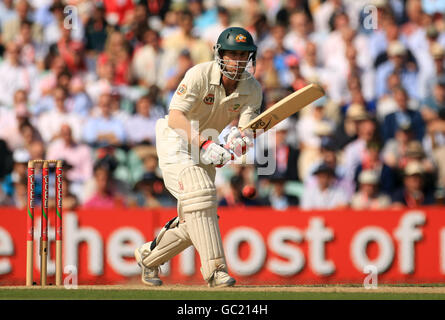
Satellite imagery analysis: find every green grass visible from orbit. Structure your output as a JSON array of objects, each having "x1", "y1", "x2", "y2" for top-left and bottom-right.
[{"x1": 1, "y1": 289, "x2": 445, "y2": 300}]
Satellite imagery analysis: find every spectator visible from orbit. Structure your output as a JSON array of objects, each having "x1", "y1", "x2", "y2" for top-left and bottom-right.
[
  {"x1": 164, "y1": 49, "x2": 194, "y2": 101},
  {"x1": 0, "y1": 139, "x2": 13, "y2": 182},
  {"x1": 83, "y1": 91, "x2": 126, "y2": 147},
  {"x1": 313, "y1": 0, "x2": 343, "y2": 35},
  {"x1": 0, "y1": 0, "x2": 444, "y2": 211},
  {"x1": 0, "y1": 139, "x2": 14, "y2": 204},
  {"x1": 28, "y1": 139, "x2": 46, "y2": 162},
  {"x1": 121, "y1": 2, "x2": 150, "y2": 47},
  {"x1": 18, "y1": 118, "x2": 43, "y2": 151},
  {"x1": 0, "y1": 0, "x2": 15, "y2": 29},
  {"x1": 399, "y1": 141, "x2": 437, "y2": 187},
  {"x1": 159, "y1": 7, "x2": 180, "y2": 39},
  {"x1": 382, "y1": 86, "x2": 424, "y2": 142},
  {"x1": 201, "y1": 6, "x2": 231, "y2": 46},
  {"x1": 351, "y1": 170, "x2": 391, "y2": 210},
  {"x1": 255, "y1": 48, "x2": 281, "y2": 90},
  {"x1": 131, "y1": 150, "x2": 175, "y2": 207},
  {"x1": 382, "y1": 121, "x2": 415, "y2": 169},
  {"x1": 299, "y1": 42, "x2": 325, "y2": 89},
  {"x1": 163, "y1": 10, "x2": 212, "y2": 64},
  {"x1": 375, "y1": 40, "x2": 419, "y2": 99},
  {"x1": 47, "y1": 173, "x2": 79, "y2": 211},
  {"x1": 82, "y1": 163, "x2": 125, "y2": 208},
  {"x1": 419, "y1": 43, "x2": 445, "y2": 100},
  {"x1": 355, "y1": 140, "x2": 397, "y2": 196},
  {"x1": 49, "y1": 20, "x2": 86, "y2": 74},
  {"x1": 96, "y1": 31, "x2": 132, "y2": 85},
  {"x1": 392, "y1": 161, "x2": 436, "y2": 207},
  {"x1": 0, "y1": 42, "x2": 38, "y2": 107},
  {"x1": 297, "y1": 97, "x2": 334, "y2": 179},
  {"x1": 285, "y1": 55, "x2": 308, "y2": 92},
  {"x1": 368, "y1": 13, "x2": 403, "y2": 63},
  {"x1": 268, "y1": 176, "x2": 299, "y2": 210},
  {"x1": 102, "y1": 0, "x2": 134, "y2": 27},
  {"x1": 426, "y1": 115, "x2": 445, "y2": 186},
  {"x1": 421, "y1": 75, "x2": 445, "y2": 122},
  {"x1": 43, "y1": 1, "x2": 68, "y2": 45},
  {"x1": 305, "y1": 138, "x2": 354, "y2": 200},
  {"x1": 108, "y1": 89, "x2": 130, "y2": 123},
  {"x1": 86, "y1": 61, "x2": 117, "y2": 105},
  {"x1": 60, "y1": 177, "x2": 79, "y2": 210},
  {"x1": 140, "y1": 0, "x2": 171, "y2": 21},
  {"x1": 37, "y1": 86, "x2": 84, "y2": 143},
  {"x1": 131, "y1": 28, "x2": 177, "y2": 89},
  {"x1": 189, "y1": 0, "x2": 218, "y2": 32},
  {"x1": 0, "y1": 186, "x2": 14, "y2": 206},
  {"x1": 265, "y1": 24, "x2": 298, "y2": 88},
  {"x1": 42, "y1": 0, "x2": 84, "y2": 45},
  {"x1": 283, "y1": 9, "x2": 311, "y2": 59},
  {"x1": 1, "y1": 148, "x2": 30, "y2": 200},
  {"x1": 31, "y1": 54, "x2": 68, "y2": 114},
  {"x1": 130, "y1": 177, "x2": 162, "y2": 208},
  {"x1": 219, "y1": 176, "x2": 260, "y2": 207},
  {"x1": 11, "y1": 176, "x2": 28, "y2": 209},
  {"x1": 46, "y1": 123, "x2": 93, "y2": 198},
  {"x1": 84, "y1": 2, "x2": 113, "y2": 54},
  {"x1": 257, "y1": 119, "x2": 299, "y2": 181},
  {"x1": 276, "y1": 0, "x2": 312, "y2": 29},
  {"x1": 301, "y1": 163, "x2": 348, "y2": 210},
  {"x1": 68, "y1": 76, "x2": 93, "y2": 118},
  {"x1": 125, "y1": 95, "x2": 162, "y2": 146},
  {"x1": 2, "y1": 0, "x2": 43, "y2": 44},
  {"x1": 401, "y1": 0, "x2": 424, "y2": 55},
  {"x1": 0, "y1": 89, "x2": 33, "y2": 150},
  {"x1": 376, "y1": 72, "x2": 403, "y2": 122},
  {"x1": 343, "y1": 113, "x2": 378, "y2": 189},
  {"x1": 416, "y1": 26, "x2": 443, "y2": 100},
  {"x1": 16, "y1": 19, "x2": 47, "y2": 66},
  {"x1": 331, "y1": 103, "x2": 366, "y2": 150}
]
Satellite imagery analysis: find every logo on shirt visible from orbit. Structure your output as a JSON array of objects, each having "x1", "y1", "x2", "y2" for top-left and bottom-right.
[
  {"x1": 203, "y1": 93, "x2": 215, "y2": 105},
  {"x1": 228, "y1": 103, "x2": 241, "y2": 112},
  {"x1": 235, "y1": 34, "x2": 247, "y2": 43},
  {"x1": 177, "y1": 84, "x2": 187, "y2": 96}
]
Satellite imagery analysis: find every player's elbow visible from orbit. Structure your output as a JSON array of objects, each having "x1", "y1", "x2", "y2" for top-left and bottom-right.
[{"x1": 168, "y1": 109, "x2": 185, "y2": 129}]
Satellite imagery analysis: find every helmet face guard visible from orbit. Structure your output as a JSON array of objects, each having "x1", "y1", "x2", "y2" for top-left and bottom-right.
[
  {"x1": 214, "y1": 45, "x2": 256, "y2": 81},
  {"x1": 214, "y1": 27, "x2": 257, "y2": 81}
]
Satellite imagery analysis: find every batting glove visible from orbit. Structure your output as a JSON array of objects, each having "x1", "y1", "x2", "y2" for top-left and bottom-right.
[
  {"x1": 226, "y1": 127, "x2": 254, "y2": 157},
  {"x1": 200, "y1": 140, "x2": 233, "y2": 167}
]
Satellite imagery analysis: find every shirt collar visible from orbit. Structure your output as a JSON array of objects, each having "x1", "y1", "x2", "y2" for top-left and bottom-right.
[
  {"x1": 210, "y1": 61, "x2": 221, "y2": 86},
  {"x1": 210, "y1": 61, "x2": 250, "y2": 95}
]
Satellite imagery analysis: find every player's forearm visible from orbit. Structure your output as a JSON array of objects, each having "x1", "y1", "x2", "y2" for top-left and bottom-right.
[{"x1": 168, "y1": 110, "x2": 206, "y2": 147}]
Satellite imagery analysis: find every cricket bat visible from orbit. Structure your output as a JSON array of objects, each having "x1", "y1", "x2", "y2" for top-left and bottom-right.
[{"x1": 241, "y1": 83, "x2": 325, "y2": 135}]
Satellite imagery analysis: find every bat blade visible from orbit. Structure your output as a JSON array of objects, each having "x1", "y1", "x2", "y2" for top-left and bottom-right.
[{"x1": 241, "y1": 83, "x2": 325, "y2": 135}]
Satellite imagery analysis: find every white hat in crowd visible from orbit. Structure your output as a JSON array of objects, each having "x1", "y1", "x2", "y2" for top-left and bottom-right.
[{"x1": 359, "y1": 170, "x2": 379, "y2": 185}]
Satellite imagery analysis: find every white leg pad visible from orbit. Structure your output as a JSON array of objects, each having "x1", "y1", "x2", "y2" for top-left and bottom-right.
[
  {"x1": 141, "y1": 220, "x2": 192, "y2": 268},
  {"x1": 179, "y1": 166, "x2": 227, "y2": 281}
]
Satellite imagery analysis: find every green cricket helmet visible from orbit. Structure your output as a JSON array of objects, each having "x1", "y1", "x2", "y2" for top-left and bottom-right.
[{"x1": 214, "y1": 27, "x2": 257, "y2": 81}]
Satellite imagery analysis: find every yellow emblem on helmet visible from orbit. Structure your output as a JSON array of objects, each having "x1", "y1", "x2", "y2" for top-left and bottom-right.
[{"x1": 235, "y1": 34, "x2": 247, "y2": 43}]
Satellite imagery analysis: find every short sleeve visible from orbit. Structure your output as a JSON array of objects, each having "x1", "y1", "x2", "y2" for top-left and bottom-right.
[
  {"x1": 238, "y1": 82, "x2": 262, "y2": 128},
  {"x1": 169, "y1": 69, "x2": 202, "y2": 114}
]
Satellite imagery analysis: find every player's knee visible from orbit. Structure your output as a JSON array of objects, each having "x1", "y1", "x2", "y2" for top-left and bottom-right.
[{"x1": 178, "y1": 166, "x2": 217, "y2": 213}]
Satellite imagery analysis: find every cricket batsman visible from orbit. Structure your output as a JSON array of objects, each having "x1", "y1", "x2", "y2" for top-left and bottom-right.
[{"x1": 134, "y1": 27, "x2": 262, "y2": 287}]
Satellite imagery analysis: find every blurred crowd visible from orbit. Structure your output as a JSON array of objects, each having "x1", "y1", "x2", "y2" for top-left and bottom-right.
[{"x1": 0, "y1": 0, "x2": 445, "y2": 211}]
